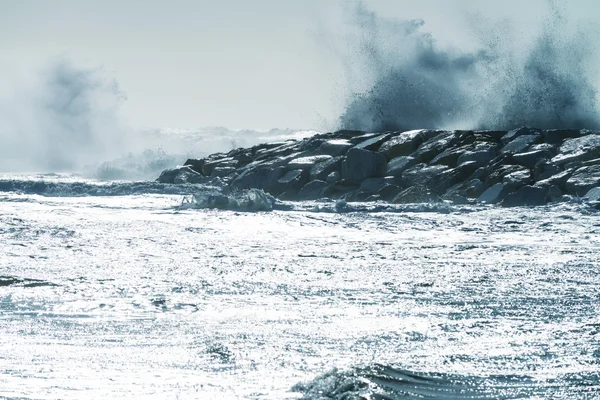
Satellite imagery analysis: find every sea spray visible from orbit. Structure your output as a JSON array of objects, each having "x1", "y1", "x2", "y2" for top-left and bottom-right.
[{"x1": 337, "y1": 1, "x2": 600, "y2": 131}]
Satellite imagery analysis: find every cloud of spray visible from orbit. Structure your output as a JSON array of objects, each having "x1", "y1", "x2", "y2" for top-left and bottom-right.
[
  {"x1": 0, "y1": 60, "x2": 129, "y2": 172},
  {"x1": 337, "y1": 1, "x2": 600, "y2": 131}
]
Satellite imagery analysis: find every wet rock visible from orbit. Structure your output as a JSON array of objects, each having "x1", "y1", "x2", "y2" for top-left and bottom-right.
[
  {"x1": 341, "y1": 148, "x2": 387, "y2": 184},
  {"x1": 359, "y1": 177, "x2": 396, "y2": 194},
  {"x1": 533, "y1": 160, "x2": 561, "y2": 181},
  {"x1": 445, "y1": 179, "x2": 486, "y2": 199},
  {"x1": 392, "y1": 185, "x2": 437, "y2": 203},
  {"x1": 316, "y1": 139, "x2": 353, "y2": 156},
  {"x1": 456, "y1": 143, "x2": 498, "y2": 167},
  {"x1": 500, "y1": 134, "x2": 541, "y2": 154},
  {"x1": 202, "y1": 157, "x2": 238, "y2": 176},
  {"x1": 353, "y1": 133, "x2": 390, "y2": 151},
  {"x1": 552, "y1": 135, "x2": 600, "y2": 166},
  {"x1": 183, "y1": 158, "x2": 205, "y2": 174},
  {"x1": 430, "y1": 145, "x2": 472, "y2": 167},
  {"x1": 386, "y1": 156, "x2": 417, "y2": 176},
  {"x1": 513, "y1": 149, "x2": 554, "y2": 169},
  {"x1": 401, "y1": 163, "x2": 469, "y2": 195},
  {"x1": 376, "y1": 184, "x2": 402, "y2": 201},
  {"x1": 326, "y1": 171, "x2": 341, "y2": 183},
  {"x1": 478, "y1": 183, "x2": 512, "y2": 204},
  {"x1": 231, "y1": 167, "x2": 286, "y2": 192},
  {"x1": 500, "y1": 127, "x2": 538, "y2": 146},
  {"x1": 502, "y1": 169, "x2": 532, "y2": 189},
  {"x1": 287, "y1": 155, "x2": 333, "y2": 170},
  {"x1": 473, "y1": 130, "x2": 507, "y2": 141},
  {"x1": 157, "y1": 166, "x2": 203, "y2": 184},
  {"x1": 584, "y1": 187, "x2": 600, "y2": 202},
  {"x1": 277, "y1": 169, "x2": 308, "y2": 191},
  {"x1": 564, "y1": 166, "x2": 600, "y2": 196},
  {"x1": 413, "y1": 131, "x2": 457, "y2": 163},
  {"x1": 484, "y1": 165, "x2": 526, "y2": 187},
  {"x1": 298, "y1": 180, "x2": 328, "y2": 200},
  {"x1": 310, "y1": 157, "x2": 343, "y2": 181},
  {"x1": 211, "y1": 167, "x2": 236, "y2": 178},
  {"x1": 542, "y1": 129, "x2": 581, "y2": 144},
  {"x1": 378, "y1": 130, "x2": 424, "y2": 160},
  {"x1": 501, "y1": 185, "x2": 548, "y2": 207},
  {"x1": 534, "y1": 170, "x2": 573, "y2": 191}
]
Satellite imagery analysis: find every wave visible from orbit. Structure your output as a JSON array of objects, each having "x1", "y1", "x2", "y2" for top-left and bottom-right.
[
  {"x1": 293, "y1": 364, "x2": 600, "y2": 399},
  {"x1": 337, "y1": 2, "x2": 600, "y2": 131}
]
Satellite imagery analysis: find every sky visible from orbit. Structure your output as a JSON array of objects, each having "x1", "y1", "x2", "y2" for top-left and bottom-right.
[{"x1": 0, "y1": 0, "x2": 599, "y2": 131}]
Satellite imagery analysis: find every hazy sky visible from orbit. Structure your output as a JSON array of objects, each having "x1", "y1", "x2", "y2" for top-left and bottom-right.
[{"x1": 1, "y1": 0, "x2": 598, "y2": 130}]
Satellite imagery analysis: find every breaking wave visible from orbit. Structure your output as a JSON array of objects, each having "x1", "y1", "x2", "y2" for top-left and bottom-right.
[
  {"x1": 294, "y1": 364, "x2": 600, "y2": 399},
  {"x1": 338, "y1": 1, "x2": 600, "y2": 131}
]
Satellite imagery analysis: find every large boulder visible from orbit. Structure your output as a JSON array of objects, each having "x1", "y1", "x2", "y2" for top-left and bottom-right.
[
  {"x1": 500, "y1": 127, "x2": 538, "y2": 146},
  {"x1": 157, "y1": 166, "x2": 204, "y2": 184},
  {"x1": 359, "y1": 177, "x2": 397, "y2": 194},
  {"x1": 413, "y1": 131, "x2": 457, "y2": 163},
  {"x1": 277, "y1": 169, "x2": 309, "y2": 192},
  {"x1": 316, "y1": 139, "x2": 353, "y2": 156},
  {"x1": 500, "y1": 134, "x2": 541, "y2": 154},
  {"x1": 287, "y1": 155, "x2": 333, "y2": 170},
  {"x1": 584, "y1": 187, "x2": 600, "y2": 202},
  {"x1": 513, "y1": 149, "x2": 554, "y2": 169},
  {"x1": 551, "y1": 135, "x2": 600, "y2": 166},
  {"x1": 353, "y1": 133, "x2": 390, "y2": 151},
  {"x1": 478, "y1": 183, "x2": 512, "y2": 204},
  {"x1": 341, "y1": 148, "x2": 387, "y2": 184},
  {"x1": 456, "y1": 143, "x2": 498, "y2": 167},
  {"x1": 430, "y1": 145, "x2": 472, "y2": 167},
  {"x1": 183, "y1": 158, "x2": 205, "y2": 174},
  {"x1": 202, "y1": 157, "x2": 238, "y2": 176},
  {"x1": 501, "y1": 186, "x2": 548, "y2": 207},
  {"x1": 230, "y1": 167, "x2": 286, "y2": 191},
  {"x1": 392, "y1": 185, "x2": 437, "y2": 203},
  {"x1": 386, "y1": 156, "x2": 417, "y2": 176},
  {"x1": 378, "y1": 130, "x2": 424, "y2": 160},
  {"x1": 542, "y1": 129, "x2": 580, "y2": 144},
  {"x1": 310, "y1": 157, "x2": 343, "y2": 181},
  {"x1": 564, "y1": 166, "x2": 600, "y2": 196},
  {"x1": 297, "y1": 180, "x2": 328, "y2": 200}
]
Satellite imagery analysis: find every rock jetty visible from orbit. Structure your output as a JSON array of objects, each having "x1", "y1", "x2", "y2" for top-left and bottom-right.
[{"x1": 157, "y1": 127, "x2": 600, "y2": 207}]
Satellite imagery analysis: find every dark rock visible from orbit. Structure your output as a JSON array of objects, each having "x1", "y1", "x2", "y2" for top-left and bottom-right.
[
  {"x1": 502, "y1": 169, "x2": 532, "y2": 188},
  {"x1": 473, "y1": 130, "x2": 507, "y2": 141},
  {"x1": 231, "y1": 167, "x2": 286, "y2": 192},
  {"x1": 533, "y1": 161, "x2": 562, "y2": 182},
  {"x1": 298, "y1": 180, "x2": 328, "y2": 200},
  {"x1": 183, "y1": 158, "x2": 205, "y2": 174},
  {"x1": 552, "y1": 135, "x2": 600, "y2": 166},
  {"x1": 534, "y1": 170, "x2": 573, "y2": 191},
  {"x1": 310, "y1": 157, "x2": 343, "y2": 181},
  {"x1": 378, "y1": 130, "x2": 424, "y2": 160},
  {"x1": 287, "y1": 155, "x2": 333, "y2": 170},
  {"x1": 341, "y1": 148, "x2": 387, "y2": 184},
  {"x1": 376, "y1": 184, "x2": 402, "y2": 201},
  {"x1": 513, "y1": 149, "x2": 554, "y2": 169},
  {"x1": 413, "y1": 131, "x2": 457, "y2": 163},
  {"x1": 547, "y1": 185, "x2": 563, "y2": 202},
  {"x1": 316, "y1": 139, "x2": 353, "y2": 156},
  {"x1": 478, "y1": 183, "x2": 512, "y2": 204},
  {"x1": 157, "y1": 166, "x2": 203, "y2": 184},
  {"x1": 401, "y1": 164, "x2": 448, "y2": 189},
  {"x1": 211, "y1": 167, "x2": 236, "y2": 178},
  {"x1": 564, "y1": 166, "x2": 600, "y2": 196},
  {"x1": 456, "y1": 143, "x2": 498, "y2": 167},
  {"x1": 584, "y1": 187, "x2": 600, "y2": 202},
  {"x1": 430, "y1": 145, "x2": 471, "y2": 167},
  {"x1": 387, "y1": 156, "x2": 417, "y2": 176},
  {"x1": 542, "y1": 129, "x2": 580, "y2": 144},
  {"x1": 359, "y1": 177, "x2": 396, "y2": 194},
  {"x1": 353, "y1": 133, "x2": 390, "y2": 151},
  {"x1": 277, "y1": 169, "x2": 308, "y2": 191},
  {"x1": 500, "y1": 134, "x2": 541, "y2": 154},
  {"x1": 326, "y1": 171, "x2": 341, "y2": 183},
  {"x1": 445, "y1": 179, "x2": 486, "y2": 199},
  {"x1": 484, "y1": 165, "x2": 526, "y2": 187},
  {"x1": 202, "y1": 157, "x2": 238, "y2": 176},
  {"x1": 392, "y1": 185, "x2": 437, "y2": 203},
  {"x1": 300, "y1": 138, "x2": 326, "y2": 152},
  {"x1": 500, "y1": 127, "x2": 538, "y2": 146},
  {"x1": 501, "y1": 186, "x2": 548, "y2": 207}
]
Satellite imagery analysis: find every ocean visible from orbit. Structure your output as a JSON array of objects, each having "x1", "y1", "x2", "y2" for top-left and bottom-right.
[{"x1": 1, "y1": 173, "x2": 599, "y2": 399}]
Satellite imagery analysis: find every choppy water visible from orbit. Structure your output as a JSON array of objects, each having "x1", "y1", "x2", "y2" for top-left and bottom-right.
[{"x1": 1, "y1": 174, "x2": 599, "y2": 399}]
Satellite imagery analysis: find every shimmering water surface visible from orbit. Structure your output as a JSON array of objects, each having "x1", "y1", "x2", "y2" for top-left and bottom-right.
[{"x1": 1, "y1": 175, "x2": 599, "y2": 399}]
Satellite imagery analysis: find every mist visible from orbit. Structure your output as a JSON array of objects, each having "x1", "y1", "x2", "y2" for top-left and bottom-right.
[{"x1": 337, "y1": 1, "x2": 600, "y2": 131}]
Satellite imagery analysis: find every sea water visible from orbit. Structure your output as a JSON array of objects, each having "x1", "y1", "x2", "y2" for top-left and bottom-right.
[{"x1": 1, "y1": 173, "x2": 599, "y2": 399}]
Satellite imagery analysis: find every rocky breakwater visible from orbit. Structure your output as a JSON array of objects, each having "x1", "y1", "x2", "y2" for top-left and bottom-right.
[{"x1": 157, "y1": 127, "x2": 600, "y2": 208}]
